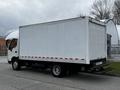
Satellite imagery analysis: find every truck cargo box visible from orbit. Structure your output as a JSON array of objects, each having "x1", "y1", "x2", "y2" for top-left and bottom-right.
[{"x1": 19, "y1": 17, "x2": 106, "y2": 64}]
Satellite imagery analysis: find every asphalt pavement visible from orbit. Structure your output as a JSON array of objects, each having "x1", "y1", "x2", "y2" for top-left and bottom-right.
[{"x1": 0, "y1": 56, "x2": 120, "y2": 90}]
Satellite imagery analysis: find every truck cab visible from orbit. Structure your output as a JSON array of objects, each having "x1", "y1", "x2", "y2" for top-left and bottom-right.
[{"x1": 5, "y1": 31, "x2": 19, "y2": 64}]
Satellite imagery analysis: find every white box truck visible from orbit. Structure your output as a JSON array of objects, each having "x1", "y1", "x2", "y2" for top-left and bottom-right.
[{"x1": 6, "y1": 17, "x2": 107, "y2": 77}]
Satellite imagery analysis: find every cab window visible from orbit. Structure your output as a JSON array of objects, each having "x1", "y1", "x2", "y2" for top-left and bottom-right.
[{"x1": 6, "y1": 40, "x2": 11, "y2": 49}]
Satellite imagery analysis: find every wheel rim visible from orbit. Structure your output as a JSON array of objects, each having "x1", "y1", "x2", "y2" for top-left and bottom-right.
[
  {"x1": 53, "y1": 65, "x2": 61, "y2": 76},
  {"x1": 13, "y1": 61, "x2": 18, "y2": 69}
]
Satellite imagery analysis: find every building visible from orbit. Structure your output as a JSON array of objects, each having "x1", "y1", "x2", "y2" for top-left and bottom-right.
[
  {"x1": 107, "y1": 34, "x2": 112, "y2": 57},
  {"x1": 116, "y1": 25, "x2": 120, "y2": 45},
  {"x1": 101, "y1": 19, "x2": 119, "y2": 55},
  {"x1": 0, "y1": 37, "x2": 7, "y2": 56},
  {"x1": 106, "y1": 20, "x2": 119, "y2": 46}
]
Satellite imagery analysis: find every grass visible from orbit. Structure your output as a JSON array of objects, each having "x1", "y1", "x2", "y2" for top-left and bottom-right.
[{"x1": 104, "y1": 61, "x2": 120, "y2": 76}]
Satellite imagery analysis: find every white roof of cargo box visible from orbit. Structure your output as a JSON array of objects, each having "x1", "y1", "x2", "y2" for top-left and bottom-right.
[{"x1": 19, "y1": 16, "x2": 105, "y2": 28}]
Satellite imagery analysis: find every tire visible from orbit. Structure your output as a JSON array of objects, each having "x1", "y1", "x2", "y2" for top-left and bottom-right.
[
  {"x1": 12, "y1": 60, "x2": 21, "y2": 70},
  {"x1": 51, "y1": 64, "x2": 66, "y2": 78}
]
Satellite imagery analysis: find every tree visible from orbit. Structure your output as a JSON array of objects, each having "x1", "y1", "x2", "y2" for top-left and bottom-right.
[
  {"x1": 91, "y1": 0, "x2": 113, "y2": 20},
  {"x1": 113, "y1": 0, "x2": 120, "y2": 25}
]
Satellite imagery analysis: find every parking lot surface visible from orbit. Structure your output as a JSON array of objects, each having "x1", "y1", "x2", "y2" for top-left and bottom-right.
[{"x1": 0, "y1": 56, "x2": 120, "y2": 90}]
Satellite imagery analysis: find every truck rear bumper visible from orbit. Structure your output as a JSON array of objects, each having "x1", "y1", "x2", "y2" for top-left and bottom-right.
[
  {"x1": 90, "y1": 58, "x2": 106, "y2": 65},
  {"x1": 88, "y1": 58, "x2": 106, "y2": 71}
]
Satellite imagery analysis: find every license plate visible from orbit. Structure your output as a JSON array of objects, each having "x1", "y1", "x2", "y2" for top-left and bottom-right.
[{"x1": 96, "y1": 62, "x2": 103, "y2": 65}]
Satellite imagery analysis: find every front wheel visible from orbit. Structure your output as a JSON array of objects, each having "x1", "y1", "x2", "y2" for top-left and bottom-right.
[
  {"x1": 12, "y1": 60, "x2": 21, "y2": 70},
  {"x1": 51, "y1": 64, "x2": 66, "y2": 78}
]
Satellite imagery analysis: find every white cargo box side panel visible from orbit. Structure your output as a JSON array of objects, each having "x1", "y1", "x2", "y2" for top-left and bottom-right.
[
  {"x1": 19, "y1": 18, "x2": 88, "y2": 64},
  {"x1": 89, "y1": 21, "x2": 106, "y2": 60}
]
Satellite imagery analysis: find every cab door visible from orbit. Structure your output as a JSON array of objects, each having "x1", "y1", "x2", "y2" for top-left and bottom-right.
[{"x1": 6, "y1": 39, "x2": 18, "y2": 62}]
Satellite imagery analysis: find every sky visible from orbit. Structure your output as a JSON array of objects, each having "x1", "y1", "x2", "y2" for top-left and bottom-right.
[{"x1": 0, "y1": 0, "x2": 95, "y2": 36}]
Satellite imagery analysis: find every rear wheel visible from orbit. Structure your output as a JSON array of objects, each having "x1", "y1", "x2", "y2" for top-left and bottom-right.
[
  {"x1": 12, "y1": 60, "x2": 21, "y2": 70},
  {"x1": 51, "y1": 64, "x2": 66, "y2": 77}
]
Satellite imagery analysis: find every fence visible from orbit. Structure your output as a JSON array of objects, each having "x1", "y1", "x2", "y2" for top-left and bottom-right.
[
  {"x1": 111, "y1": 45, "x2": 120, "y2": 54},
  {"x1": 0, "y1": 45, "x2": 7, "y2": 56}
]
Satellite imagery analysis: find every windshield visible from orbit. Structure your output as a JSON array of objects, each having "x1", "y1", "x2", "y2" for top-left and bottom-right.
[{"x1": 6, "y1": 39, "x2": 17, "y2": 51}]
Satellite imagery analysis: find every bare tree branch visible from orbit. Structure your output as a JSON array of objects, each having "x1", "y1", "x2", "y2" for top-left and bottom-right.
[
  {"x1": 113, "y1": 0, "x2": 120, "y2": 24},
  {"x1": 90, "y1": 0, "x2": 113, "y2": 20}
]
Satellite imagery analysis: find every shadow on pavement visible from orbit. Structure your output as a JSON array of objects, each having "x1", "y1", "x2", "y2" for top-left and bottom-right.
[{"x1": 20, "y1": 66, "x2": 111, "y2": 83}]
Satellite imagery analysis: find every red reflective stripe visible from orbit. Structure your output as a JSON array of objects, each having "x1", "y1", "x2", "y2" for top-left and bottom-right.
[
  {"x1": 69, "y1": 58, "x2": 73, "y2": 60},
  {"x1": 55, "y1": 57, "x2": 58, "y2": 59},
  {"x1": 75, "y1": 58, "x2": 79, "y2": 60},
  {"x1": 22, "y1": 56, "x2": 79, "y2": 60},
  {"x1": 51, "y1": 57, "x2": 53, "y2": 59}
]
